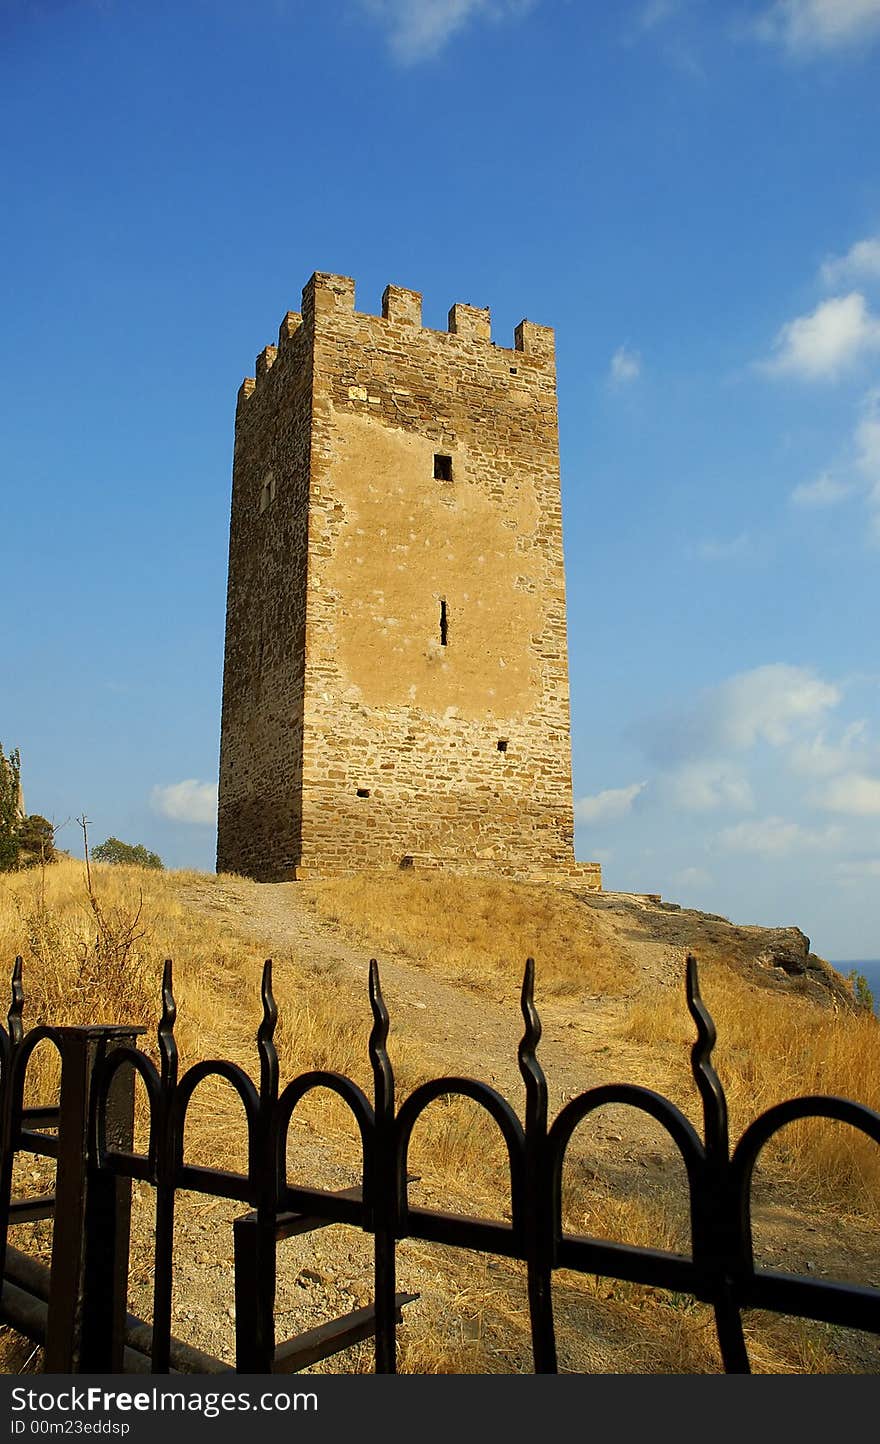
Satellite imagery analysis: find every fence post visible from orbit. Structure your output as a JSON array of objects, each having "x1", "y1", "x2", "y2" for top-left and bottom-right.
[
  {"x1": 233, "y1": 1210, "x2": 277, "y2": 1371},
  {"x1": 44, "y1": 1026, "x2": 141, "y2": 1373}
]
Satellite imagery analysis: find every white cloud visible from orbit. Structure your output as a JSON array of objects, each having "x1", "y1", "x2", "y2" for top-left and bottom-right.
[
  {"x1": 151, "y1": 779, "x2": 218, "y2": 825},
  {"x1": 609, "y1": 345, "x2": 642, "y2": 384},
  {"x1": 835, "y1": 857, "x2": 880, "y2": 880},
  {"x1": 625, "y1": 0, "x2": 705, "y2": 75},
  {"x1": 789, "y1": 722, "x2": 868, "y2": 777},
  {"x1": 640, "y1": 663, "x2": 840, "y2": 765},
  {"x1": 856, "y1": 387, "x2": 880, "y2": 483},
  {"x1": 757, "y1": 0, "x2": 880, "y2": 54},
  {"x1": 818, "y1": 771, "x2": 880, "y2": 815},
  {"x1": 575, "y1": 781, "x2": 646, "y2": 823},
  {"x1": 790, "y1": 472, "x2": 853, "y2": 507},
  {"x1": 693, "y1": 532, "x2": 758, "y2": 562},
  {"x1": 718, "y1": 816, "x2": 841, "y2": 857},
  {"x1": 633, "y1": 0, "x2": 684, "y2": 33},
  {"x1": 711, "y1": 664, "x2": 840, "y2": 751},
  {"x1": 759, "y1": 293, "x2": 880, "y2": 381},
  {"x1": 788, "y1": 391, "x2": 880, "y2": 538},
  {"x1": 359, "y1": 0, "x2": 535, "y2": 62},
  {"x1": 853, "y1": 389, "x2": 880, "y2": 538},
  {"x1": 664, "y1": 761, "x2": 754, "y2": 812},
  {"x1": 821, "y1": 236, "x2": 880, "y2": 287},
  {"x1": 674, "y1": 865, "x2": 714, "y2": 889}
]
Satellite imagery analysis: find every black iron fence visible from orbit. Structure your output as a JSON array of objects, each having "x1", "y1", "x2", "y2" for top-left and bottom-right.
[{"x1": 0, "y1": 953, "x2": 878, "y2": 1374}]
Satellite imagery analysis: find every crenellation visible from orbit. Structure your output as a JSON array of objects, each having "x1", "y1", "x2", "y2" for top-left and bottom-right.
[
  {"x1": 514, "y1": 319, "x2": 555, "y2": 360},
  {"x1": 278, "y1": 311, "x2": 302, "y2": 349},
  {"x1": 382, "y1": 284, "x2": 422, "y2": 327},
  {"x1": 302, "y1": 271, "x2": 356, "y2": 325},
  {"x1": 447, "y1": 301, "x2": 491, "y2": 343},
  {"x1": 288, "y1": 272, "x2": 556, "y2": 360},
  {"x1": 256, "y1": 344, "x2": 278, "y2": 378}
]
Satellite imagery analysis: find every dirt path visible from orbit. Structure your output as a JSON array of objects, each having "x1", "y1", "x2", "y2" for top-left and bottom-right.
[
  {"x1": 152, "y1": 876, "x2": 707, "y2": 1372},
  {"x1": 176, "y1": 875, "x2": 687, "y2": 1138}
]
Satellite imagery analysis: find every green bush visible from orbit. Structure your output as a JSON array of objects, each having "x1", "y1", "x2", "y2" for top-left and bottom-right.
[
  {"x1": 848, "y1": 969, "x2": 876, "y2": 1013},
  {"x1": 92, "y1": 837, "x2": 164, "y2": 870},
  {"x1": 16, "y1": 814, "x2": 56, "y2": 868},
  {"x1": 0, "y1": 744, "x2": 22, "y2": 872}
]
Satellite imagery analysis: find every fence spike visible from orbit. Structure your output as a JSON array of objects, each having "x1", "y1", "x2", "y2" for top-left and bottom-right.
[
  {"x1": 8, "y1": 957, "x2": 24, "y2": 1047},
  {"x1": 519, "y1": 957, "x2": 541, "y2": 1054},
  {"x1": 257, "y1": 960, "x2": 279, "y2": 1106},
  {"x1": 518, "y1": 958, "x2": 547, "y2": 1131},
  {"x1": 158, "y1": 958, "x2": 178, "y2": 1089},
  {"x1": 368, "y1": 959, "x2": 389, "y2": 1046},
  {"x1": 369, "y1": 959, "x2": 393, "y2": 1117},
  {"x1": 685, "y1": 953, "x2": 728, "y2": 1158}
]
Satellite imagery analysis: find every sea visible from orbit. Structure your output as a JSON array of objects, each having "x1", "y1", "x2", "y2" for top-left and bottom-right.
[{"x1": 829, "y1": 959, "x2": 880, "y2": 1016}]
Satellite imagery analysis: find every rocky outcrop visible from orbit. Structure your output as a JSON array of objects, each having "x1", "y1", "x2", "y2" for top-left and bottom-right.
[{"x1": 577, "y1": 891, "x2": 858, "y2": 1010}]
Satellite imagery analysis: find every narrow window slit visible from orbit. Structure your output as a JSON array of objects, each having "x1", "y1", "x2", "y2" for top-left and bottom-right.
[
  {"x1": 259, "y1": 471, "x2": 276, "y2": 513},
  {"x1": 440, "y1": 599, "x2": 448, "y2": 646}
]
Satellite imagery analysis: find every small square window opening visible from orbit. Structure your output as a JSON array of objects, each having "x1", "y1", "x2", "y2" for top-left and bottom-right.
[
  {"x1": 497, "y1": 739, "x2": 508, "y2": 753},
  {"x1": 433, "y1": 453, "x2": 453, "y2": 482}
]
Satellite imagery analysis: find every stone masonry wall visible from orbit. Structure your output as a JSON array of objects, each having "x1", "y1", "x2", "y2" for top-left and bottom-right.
[
  {"x1": 218, "y1": 272, "x2": 600, "y2": 889},
  {"x1": 217, "y1": 313, "x2": 312, "y2": 878}
]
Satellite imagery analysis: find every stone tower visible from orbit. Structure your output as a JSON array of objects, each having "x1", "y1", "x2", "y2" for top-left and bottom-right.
[{"x1": 217, "y1": 272, "x2": 600, "y2": 888}]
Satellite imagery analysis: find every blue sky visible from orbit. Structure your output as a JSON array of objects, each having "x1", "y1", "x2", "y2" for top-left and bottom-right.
[{"x1": 3, "y1": 0, "x2": 880, "y2": 958}]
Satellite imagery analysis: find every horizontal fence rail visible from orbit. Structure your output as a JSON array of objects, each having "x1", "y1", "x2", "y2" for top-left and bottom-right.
[{"x1": 0, "y1": 952, "x2": 878, "y2": 1374}]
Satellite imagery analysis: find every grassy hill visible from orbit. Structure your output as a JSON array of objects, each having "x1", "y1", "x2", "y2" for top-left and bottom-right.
[{"x1": 0, "y1": 858, "x2": 878, "y2": 1374}]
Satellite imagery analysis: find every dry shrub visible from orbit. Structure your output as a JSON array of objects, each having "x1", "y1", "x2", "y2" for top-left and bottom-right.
[
  {"x1": 396, "y1": 1332, "x2": 494, "y2": 1374},
  {"x1": 622, "y1": 963, "x2": 880, "y2": 1219},
  {"x1": 302, "y1": 872, "x2": 630, "y2": 996},
  {"x1": 405, "y1": 1094, "x2": 513, "y2": 1214},
  {"x1": 0, "y1": 862, "x2": 446, "y2": 1173},
  {"x1": 562, "y1": 1176, "x2": 689, "y2": 1255},
  {"x1": 744, "y1": 1316, "x2": 850, "y2": 1375},
  {"x1": 0, "y1": 861, "x2": 273, "y2": 1129},
  {"x1": 272, "y1": 965, "x2": 374, "y2": 1086}
]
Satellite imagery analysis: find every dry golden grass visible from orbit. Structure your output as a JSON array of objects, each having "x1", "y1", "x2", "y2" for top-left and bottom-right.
[
  {"x1": 622, "y1": 963, "x2": 880, "y2": 1220},
  {"x1": 2, "y1": 860, "x2": 877, "y2": 1375},
  {"x1": 4, "y1": 862, "x2": 876, "y2": 1218},
  {"x1": 0, "y1": 859, "x2": 271, "y2": 1110},
  {"x1": 301, "y1": 871, "x2": 631, "y2": 996},
  {"x1": 562, "y1": 1175, "x2": 689, "y2": 1255},
  {"x1": 0, "y1": 862, "x2": 510, "y2": 1191}
]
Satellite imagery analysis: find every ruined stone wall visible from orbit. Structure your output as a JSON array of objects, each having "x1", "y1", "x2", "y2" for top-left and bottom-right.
[{"x1": 218, "y1": 272, "x2": 600, "y2": 889}]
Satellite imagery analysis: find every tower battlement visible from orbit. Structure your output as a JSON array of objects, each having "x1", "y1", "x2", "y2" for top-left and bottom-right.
[
  {"x1": 218, "y1": 272, "x2": 600, "y2": 890},
  {"x1": 237, "y1": 273, "x2": 558, "y2": 411}
]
